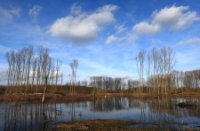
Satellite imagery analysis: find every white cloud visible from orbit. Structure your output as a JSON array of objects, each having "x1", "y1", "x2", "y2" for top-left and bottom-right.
[
  {"x1": 49, "y1": 4, "x2": 118, "y2": 43},
  {"x1": 70, "y1": 3, "x2": 82, "y2": 15},
  {"x1": 133, "y1": 5, "x2": 199, "y2": 35},
  {"x1": 105, "y1": 25, "x2": 126, "y2": 44},
  {"x1": 116, "y1": 24, "x2": 126, "y2": 33},
  {"x1": 177, "y1": 37, "x2": 200, "y2": 45},
  {"x1": 108, "y1": 5, "x2": 199, "y2": 44},
  {"x1": 0, "y1": 7, "x2": 20, "y2": 22},
  {"x1": 125, "y1": 33, "x2": 138, "y2": 43},
  {"x1": 106, "y1": 35, "x2": 118, "y2": 44},
  {"x1": 133, "y1": 22, "x2": 160, "y2": 35},
  {"x1": 29, "y1": 5, "x2": 42, "y2": 18}
]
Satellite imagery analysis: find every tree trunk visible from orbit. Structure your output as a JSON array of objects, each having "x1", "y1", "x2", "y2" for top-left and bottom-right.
[{"x1": 42, "y1": 76, "x2": 47, "y2": 103}]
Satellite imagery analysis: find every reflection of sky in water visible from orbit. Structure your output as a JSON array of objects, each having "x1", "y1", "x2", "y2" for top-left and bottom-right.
[
  {"x1": 1, "y1": 97, "x2": 200, "y2": 130},
  {"x1": 55, "y1": 98, "x2": 200, "y2": 129}
]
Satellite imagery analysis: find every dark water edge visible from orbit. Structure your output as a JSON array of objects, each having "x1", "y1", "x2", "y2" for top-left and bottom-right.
[{"x1": 0, "y1": 97, "x2": 200, "y2": 131}]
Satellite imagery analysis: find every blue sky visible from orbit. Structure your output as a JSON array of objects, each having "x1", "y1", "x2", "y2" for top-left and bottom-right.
[{"x1": 0, "y1": 0, "x2": 200, "y2": 82}]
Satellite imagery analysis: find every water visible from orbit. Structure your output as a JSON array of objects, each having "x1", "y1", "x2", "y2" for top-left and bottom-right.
[{"x1": 0, "y1": 97, "x2": 200, "y2": 131}]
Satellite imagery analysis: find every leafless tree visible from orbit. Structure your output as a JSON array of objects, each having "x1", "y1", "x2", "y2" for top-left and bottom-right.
[
  {"x1": 55, "y1": 59, "x2": 61, "y2": 85},
  {"x1": 69, "y1": 59, "x2": 78, "y2": 93},
  {"x1": 32, "y1": 58, "x2": 37, "y2": 85},
  {"x1": 6, "y1": 52, "x2": 12, "y2": 85},
  {"x1": 135, "y1": 50, "x2": 145, "y2": 90},
  {"x1": 26, "y1": 47, "x2": 33, "y2": 85}
]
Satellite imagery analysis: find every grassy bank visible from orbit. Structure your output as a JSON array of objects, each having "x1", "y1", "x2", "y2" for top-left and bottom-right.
[{"x1": 0, "y1": 85, "x2": 200, "y2": 102}]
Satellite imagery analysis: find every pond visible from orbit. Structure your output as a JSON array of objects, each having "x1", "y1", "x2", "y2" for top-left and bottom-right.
[{"x1": 0, "y1": 97, "x2": 200, "y2": 131}]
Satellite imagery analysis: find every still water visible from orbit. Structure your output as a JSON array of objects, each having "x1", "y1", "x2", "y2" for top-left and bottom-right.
[{"x1": 0, "y1": 97, "x2": 200, "y2": 131}]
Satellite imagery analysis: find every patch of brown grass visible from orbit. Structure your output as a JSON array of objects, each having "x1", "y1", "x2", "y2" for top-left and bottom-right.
[
  {"x1": 50, "y1": 119, "x2": 186, "y2": 131},
  {"x1": 55, "y1": 119, "x2": 132, "y2": 131},
  {"x1": 1, "y1": 85, "x2": 200, "y2": 102}
]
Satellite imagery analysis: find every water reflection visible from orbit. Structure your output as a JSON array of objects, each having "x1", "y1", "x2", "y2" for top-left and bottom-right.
[
  {"x1": 0, "y1": 103, "x2": 61, "y2": 131},
  {"x1": 91, "y1": 97, "x2": 131, "y2": 112},
  {"x1": 0, "y1": 97, "x2": 200, "y2": 131}
]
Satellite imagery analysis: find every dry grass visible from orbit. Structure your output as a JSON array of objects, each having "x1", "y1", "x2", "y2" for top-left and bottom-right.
[
  {"x1": 50, "y1": 119, "x2": 190, "y2": 131},
  {"x1": 1, "y1": 85, "x2": 200, "y2": 102},
  {"x1": 54, "y1": 119, "x2": 132, "y2": 131}
]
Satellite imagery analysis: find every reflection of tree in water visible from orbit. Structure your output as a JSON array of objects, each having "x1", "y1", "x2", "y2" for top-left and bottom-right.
[
  {"x1": 70, "y1": 102, "x2": 75, "y2": 121},
  {"x1": 149, "y1": 98, "x2": 200, "y2": 118},
  {"x1": 139, "y1": 101, "x2": 146, "y2": 122},
  {"x1": 90, "y1": 97, "x2": 200, "y2": 128},
  {"x1": 91, "y1": 97, "x2": 127, "y2": 112},
  {"x1": 66, "y1": 101, "x2": 88, "y2": 121},
  {"x1": 147, "y1": 98, "x2": 200, "y2": 129},
  {"x1": 2, "y1": 103, "x2": 61, "y2": 131},
  {"x1": 90, "y1": 97, "x2": 142, "y2": 112},
  {"x1": 1, "y1": 98, "x2": 200, "y2": 130},
  {"x1": 175, "y1": 99, "x2": 200, "y2": 118},
  {"x1": 147, "y1": 99, "x2": 174, "y2": 128}
]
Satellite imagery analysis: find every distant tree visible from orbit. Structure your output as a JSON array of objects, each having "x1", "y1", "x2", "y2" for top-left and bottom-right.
[
  {"x1": 135, "y1": 50, "x2": 145, "y2": 90},
  {"x1": 69, "y1": 59, "x2": 78, "y2": 93},
  {"x1": 26, "y1": 47, "x2": 33, "y2": 85},
  {"x1": 5, "y1": 47, "x2": 63, "y2": 95},
  {"x1": 6, "y1": 52, "x2": 12, "y2": 85},
  {"x1": 55, "y1": 59, "x2": 61, "y2": 85},
  {"x1": 159, "y1": 47, "x2": 176, "y2": 93},
  {"x1": 32, "y1": 58, "x2": 37, "y2": 85}
]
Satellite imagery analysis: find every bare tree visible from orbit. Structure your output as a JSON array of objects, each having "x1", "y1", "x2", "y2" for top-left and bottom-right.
[
  {"x1": 159, "y1": 47, "x2": 176, "y2": 93},
  {"x1": 6, "y1": 52, "x2": 12, "y2": 85},
  {"x1": 55, "y1": 59, "x2": 61, "y2": 85},
  {"x1": 26, "y1": 47, "x2": 33, "y2": 85},
  {"x1": 69, "y1": 59, "x2": 78, "y2": 93},
  {"x1": 32, "y1": 58, "x2": 37, "y2": 85},
  {"x1": 135, "y1": 50, "x2": 145, "y2": 91}
]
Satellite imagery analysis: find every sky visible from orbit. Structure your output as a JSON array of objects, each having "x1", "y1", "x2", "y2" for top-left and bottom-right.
[{"x1": 0, "y1": 0, "x2": 200, "y2": 82}]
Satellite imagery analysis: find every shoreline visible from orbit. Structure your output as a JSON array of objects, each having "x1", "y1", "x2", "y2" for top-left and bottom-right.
[{"x1": 0, "y1": 91, "x2": 200, "y2": 103}]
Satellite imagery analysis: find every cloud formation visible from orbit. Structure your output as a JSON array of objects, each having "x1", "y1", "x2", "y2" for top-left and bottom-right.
[
  {"x1": 106, "y1": 35, "x2": 118, "y2": 44},
  {"x1": 49, "y1": 4, "x2": 118, "y2": 43},
  {"x1": 29, "y1": 5, "x2": 42, "y2": 18},
  {"x1": 133, "y1": 5, "x2": 199, "y2": 35},
  {"x1": 0, "y1": 7, "x2": 20, "y2": 22},
  {"x1": 116, "y1": 25, "x2": 126, "y2": 33},
  {"x1": 70, "y1": 3, "x2": 82, "y2": 15},
  {"x1": 178, "y1": 37, "x2": 200, "y2": 45},
  {"x1": 107, "y1": 5, "x2": 199, "y2": 44}
]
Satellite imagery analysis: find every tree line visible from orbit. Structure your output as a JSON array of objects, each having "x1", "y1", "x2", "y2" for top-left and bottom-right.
[
  {"x1": 134, "y1": 47, "x2": 200, "y2": 94},
  {"x1": 89, "y1": 76, "x2": 126, "y2": 91},
  {"x1": 6, "y1": 47, "x2": 63, "y2": 86},
  {"x1": 4, "y1": 46, "x2": 200, "y2": 94},
  {"x1": 135, "y1": 47, "x2": 176, "y2": 94},
  {"x1": 86, "y1": 47, "x2": 200, "y2": 93}
]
